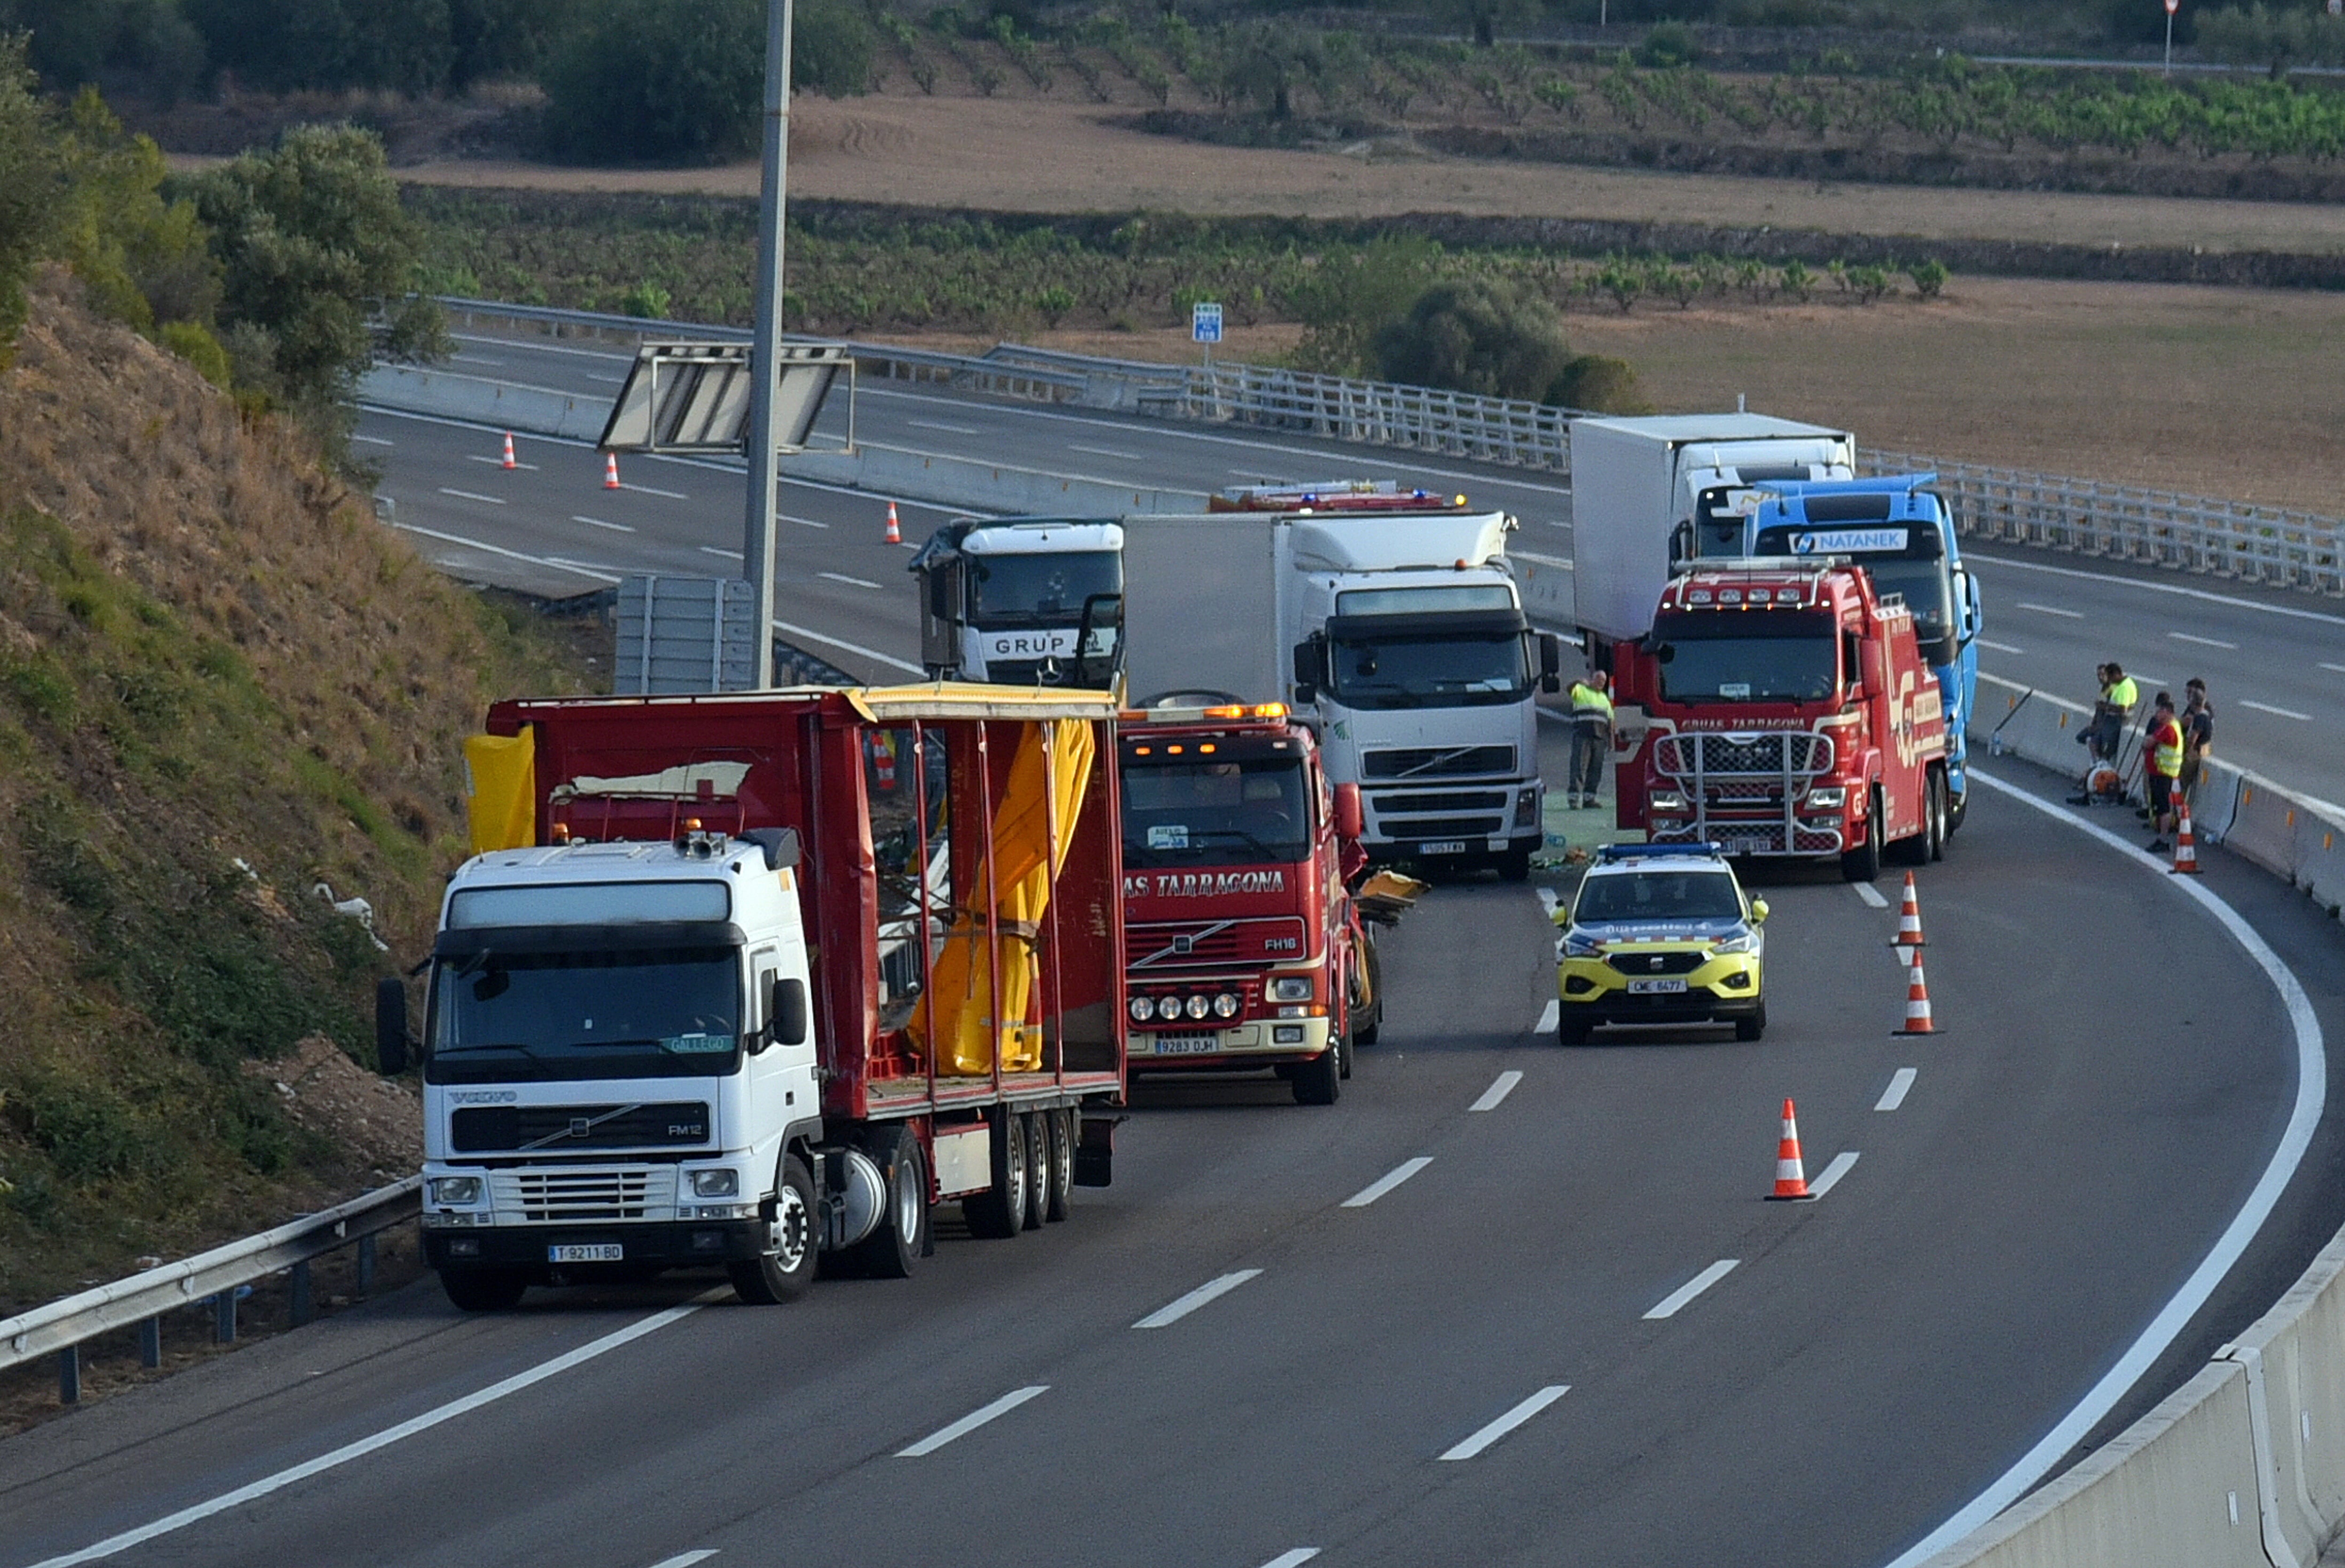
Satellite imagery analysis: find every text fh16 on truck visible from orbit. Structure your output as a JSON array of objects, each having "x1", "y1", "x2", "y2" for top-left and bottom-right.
[{"x1": 378, "y1": 684, "x2": 1127, "y2": 1311}]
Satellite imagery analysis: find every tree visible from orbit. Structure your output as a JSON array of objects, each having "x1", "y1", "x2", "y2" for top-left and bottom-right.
[
  {"x1": 1291, "y1": 235, "x2": 1445, "y2": 377},
  {"x1": 55, "y1": 89, "x2": 219, "y2": 335},
  {"x1": 187, "y1": 124, "x2": 443, "y2": 441},
  {"x1": 1549, "y1": 353, "x2": 1651, "y2": 414},
  {"x1": 0, "y1": 32, "x2": 61, "y2": 370},
  {"x1": 1373, "y1": 279, "x2": 1575, "y2": 403},
  {"x1": 2, "y1": 0, "x2": 208, "y2": 101},
  {"x1": 181, "y1": 0, "x2": 457, "y2": 95},
  {"x1": 793, "y1": 0, "x2": 873, "y2": 97},
  {"x1": 541, "y1": 0, "x2": 765, "y2": 163}
]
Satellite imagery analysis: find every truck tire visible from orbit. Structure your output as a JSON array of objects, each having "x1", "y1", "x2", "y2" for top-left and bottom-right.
[
  {"x1": 1020, "y1": 1111, "x2": 1050, "y2": 1231},
  {"x1": 439, "y1": 1267, "x2": 528, "y2": 1313},
  {"x1": 1043, "y1": 1109, "x2": 1074, "y2": 1223},
  {"x1": 1735, "y1": 1002, "x2": 1768, "y2": 1042},
  {"x1": 1841, "y1": 791, "x2": 1884, "y2": 883},
  {"x1": 1293, "y1": 1044, "x2": 1341, "y2": 1106},
  {"x1": 1496, "y1": 846, "x2": 1533, "y2": 883},
  {"x1": 963, "y1": 1106, "x2": 1029, "y2": 1239},
  {"x1": 1337, "y1": 1010, "x2": 1355, "y2": 1080},
  {"x1": 729, "y1": 1154, "x2": 819, "y2": 1305},
  {"x1": 1928, "y1": 771, "x2": 1949, "y2": 862},
  {"x1": 847, "y1": 1128, "x2": 930, "y2": 1279}
]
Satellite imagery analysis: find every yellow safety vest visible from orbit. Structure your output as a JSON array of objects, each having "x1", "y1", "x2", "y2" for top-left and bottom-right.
[
  {"x1": 2151, "y1": 719, "x2": 2183, "y2": 778},
  {"x1": 1569, "y1": 683, "x2": 1614, "y2": 723},
  {"x1": 2107, "y1": 676, "x2": 2139, "y2": 710}
]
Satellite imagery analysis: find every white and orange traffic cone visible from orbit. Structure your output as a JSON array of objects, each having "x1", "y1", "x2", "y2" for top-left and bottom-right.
[
  {"x1": 2171, "y1": 795, "x2": 2202, "y2": 875},
  {"x1": 1891, "y1": 871, "x2": 1926, "y2": 948},
  {"x1": 1893, "y1": 948, "x2": 1937, "y2": 1036},
  {"x1": 1768, "y1": 1098, "x2": 1813, "y2": 1201},
  {"x1": 501, "y1": 432, "x2": 517, "y2": 470},
  {"x1": 603, "y1": 451, "x2": 621, "y2": 490},
  {"x1": 884, "y1": 500, "x2": 902, "y2": 545}
]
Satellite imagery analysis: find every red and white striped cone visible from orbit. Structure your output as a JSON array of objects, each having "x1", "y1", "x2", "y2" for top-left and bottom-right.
[
  {"x1": 884, "y1": 501, "x2": 902, "y2": 545},
  {"x1": 1893, "y1": 947, "x2": 1937, "y2": 1036},
  {"x1": 1768, "y1": 1098, "x2": 1813, "y2": 1201},
  {"x1": 2170, "y1": 795, "x2": 2202, "y2": 875},
  {"x1": 1891, "y1": 870, "x2": 1926, "y2": 948},
  {"x1": 603, "y1": 451, "x2": 621, "y2": 490},
  {"x1": 501, "y1": 432, "x2": 517, "y2": 470}
]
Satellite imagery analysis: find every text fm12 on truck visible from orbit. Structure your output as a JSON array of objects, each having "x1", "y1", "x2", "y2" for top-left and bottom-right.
[
  {"x1": 376, "y1": 684, "x2": 1127, "y2": 1311},
  {"x1": 1610, "y1": 561, "x2": 1952, "y2": 881},
  {"x1": 1119, "y1": 700, "x2": 1401, "y2": 1106}
]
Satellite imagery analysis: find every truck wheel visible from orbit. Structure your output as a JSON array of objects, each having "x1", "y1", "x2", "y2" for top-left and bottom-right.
[
  {"x1": 1337, "y1": 1011, "x2": 1355, "y2": 1080},
  {"x1": 1735, "y1": 1003, "x2": 1768, "y2": 1043},
  {"x1": 1496, "y1": 847, "x2": 1533, "y2": 883},
  {"x1": 439, "y1": 1267, "x2": 528, "y2": 1313},
  {"x1": 1928, "y1": 772, "x2": 1948, "y2": 862},
  {"x1": 729, "y1": 1154, "x2": 818, "y2": 1305},
  {"x1": 1841, "y1": 793, "x2": 1884, "y2": 882},
  {"x1": 963, "y1": 1107, "x2": 1029, "y2": 1239},
  {"x1": 1293, "y1": 1044, "x2": 1341, "y2": 1106},
  {"x1": 847, "y1": 1129, "x2": 930, "y2": 1279},
  {"x1": 1945, "y1": 783, "x2": 1967, "y2": 836},
  {"x1": 1043, "y1": 1109, "x2": 1074, "y2": 1223},
  {"x1": 1020, "y1": 1111, "x2": 1050, "y2": 1231}
]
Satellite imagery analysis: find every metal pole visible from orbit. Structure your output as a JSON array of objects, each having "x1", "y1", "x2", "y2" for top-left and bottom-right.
[
  {"x1": 2164, "y1": 9, "x2": 2173, "y2": 76},
  {"x1": 744, "y1": 0, "x2": 795, "y2": 689}
]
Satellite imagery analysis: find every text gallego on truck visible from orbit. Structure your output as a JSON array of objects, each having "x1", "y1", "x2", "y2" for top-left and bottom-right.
[
  {"x1": 1609, "y1": 561, "x2": 1952, "y2": 880},
  {"x1": 378, "y1": 684, "x2": 1127, "y2": 1311}
]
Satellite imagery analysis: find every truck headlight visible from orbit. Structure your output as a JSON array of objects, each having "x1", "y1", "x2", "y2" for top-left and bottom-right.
[
  {"x1": 1156, "y1": 995, "x2": 1184, "y2": 1022},
  {"x1": 1129, "y1": 995, "x2": 1156, "y2": 1023},
  {"x1": 1513, "y1": 788, "x2": 1541, "y2": 829},
  {"x1": 689, "y1": 1168, "x2": 740, "y2": 1198},
  {"x1": 1805, "y1": 786, "x2": 1846, "y2": 809},
  {"x1": 1267, "y1": 976, "x2": 1313, "y2": 1003},
  {"x1": 1183, "y1": 993, "x2": 1211, "y2": 1021},
  {"x1": 1649, "y1": 791, "x2": 1687, "y2": 812},
  {"x1": 428, "y1": 1176, "x2": 483, "y2": 1206},
  {"x1": 1212, "y1": 992, "x2": 1240, "y2": 1019}
]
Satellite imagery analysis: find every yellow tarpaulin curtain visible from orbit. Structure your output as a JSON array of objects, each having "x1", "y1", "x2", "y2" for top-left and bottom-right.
[
  {"x1": 464, "y1": 729, "x2": 536, "y2": 855},
  {"x1": 909, "y1": 720, "x2": 1095, "y2": 1076}
]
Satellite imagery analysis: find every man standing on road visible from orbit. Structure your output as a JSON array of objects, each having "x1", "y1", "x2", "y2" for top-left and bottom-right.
[
  {"x1": 2143, "y1": 691, "x2": 2185, "y2": 854},
  {"x1": 1566, "y1": 670, "x2": 1613, "y2": 810},
  {"x1": 2069, "y1": 661, "x2": 2139, "y2": 805},
  {"x1": 2180, "y1": 677, "x2": 2215, "y2": 810}
]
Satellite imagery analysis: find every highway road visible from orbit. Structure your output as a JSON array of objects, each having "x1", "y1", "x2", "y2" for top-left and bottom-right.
[{"x1": 3, "y1": 326, "x2": 2342, "y2": 1568}]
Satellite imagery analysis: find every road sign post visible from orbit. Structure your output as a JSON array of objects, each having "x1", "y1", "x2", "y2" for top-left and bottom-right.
[
  {"x1": 1192, "y1": 301, "x2": 1222, "y2": 409},
  {"x1": 744, "y1": 0, "x2": 795, "y2": 689}
]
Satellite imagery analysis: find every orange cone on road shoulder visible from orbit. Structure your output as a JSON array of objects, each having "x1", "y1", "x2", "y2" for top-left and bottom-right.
[
  {"x1": 1892, "y1": 871, "x2": 1926, "y2": 948},
  {"x1": 501, "y1": 432, "x2": 517, "y2": 470},
  {"x1": 1768, "y1": 1098, "x2": 1813, "y2": 1201},
  {"x1": 1894, "y1": 948, "x2": 1937, "y2": 1036},
  {"x1": 603, "y1": 451, "x2": 621, "y2": 490},
  {"x1": 884, "y1": 501, "x2": 902, "y2": 545},
  {"x1": 2171, "y1": 795, "x2": 2203, "y2": 875}
]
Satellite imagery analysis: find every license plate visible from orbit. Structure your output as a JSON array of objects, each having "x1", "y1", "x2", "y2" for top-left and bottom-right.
[
  {"x1": 1728, "y1": 838, "x2": 1772, "y2": 855},
  {"x1": 1151, "y1": 1032, "x2": 1219, "y2": 1054},
  {"x1": 1627, "y1": 977, "x2": 1689, "y2": 994},
  {"x1": 548, "y1": 1243, "x2": 623, "y2": 1263},
  {"x1": 1416, "y1": 840, "x2": 1469, "y2": 856}
]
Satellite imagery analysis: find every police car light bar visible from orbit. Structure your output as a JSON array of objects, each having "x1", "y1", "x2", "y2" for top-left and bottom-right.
[{"x1": 1594, "y1": 841, "x2": 1728, "y2": 861}]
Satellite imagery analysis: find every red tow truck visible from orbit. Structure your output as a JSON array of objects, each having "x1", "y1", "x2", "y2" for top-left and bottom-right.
[
  {"x1": 1117, "y1": 702, "x2": 1394, "y2": 1106},
  {"x1": 1609, "y1": 561, "x2": 1951, "y2": 881}
]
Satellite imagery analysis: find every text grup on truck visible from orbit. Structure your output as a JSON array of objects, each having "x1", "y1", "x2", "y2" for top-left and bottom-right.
[
  {"x1": 1117, "y1": 698, "x2": 1420, "y2": 1106},
  {"x1": 1122, "y1": 481, "x2": 1566, "y2": 881},
  {"x1": 376, "y1": 684, "x2": 1127, "y2": 1312},
  {"x1": 1609, "y1": 560, "x2": 1952, "y2": 881},
  {"x1": 908, "y1": 517, "x2": 1124, "y2": 688}
]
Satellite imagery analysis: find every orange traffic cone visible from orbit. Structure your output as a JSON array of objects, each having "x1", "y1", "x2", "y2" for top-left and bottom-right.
[
  {"x1": 1893, "y1": 948, "x2": 1937, "y2": 1036},
  {"x1": 603, "y1": 452, "x2": 621, "y2": 490},
  {"x1": 1891, "y1": 871, "x2": 1926, "y2": 948},
  {"x1": 1768, "y1": 1098, "x2": 1813, "y2": 1201},
  {"x1": 501, "y1": 432, "x2": 517, "y2": 470},
  {"x1": 884, "y1": 501, "x2": 902, "y2": 545},
  {"x1": 2171, "y1": 795, "x2": 2202, "y2": 875}
]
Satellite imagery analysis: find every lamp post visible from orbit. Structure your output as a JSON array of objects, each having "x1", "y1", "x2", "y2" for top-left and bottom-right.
[
  {"x1": 2163, "y1": 0, "x2": 2178, "y2": 78},
  {"x1": 744, "y1": 0, "x2": 794, "y2": 689}
]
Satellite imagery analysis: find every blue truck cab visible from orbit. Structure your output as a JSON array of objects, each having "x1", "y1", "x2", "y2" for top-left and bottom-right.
[{"x1": 1730, "y1": 476, "x2": 1982, "y2": 830}]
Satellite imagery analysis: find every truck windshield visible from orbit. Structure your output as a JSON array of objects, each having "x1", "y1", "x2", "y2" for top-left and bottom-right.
[
  {"x1": 1327, "y1": 632, "x2": 1530, "y2": 710},
  {"x1": 1121, "y1": 758, "x2": 1309, "y2": 867},
  {"x1": 969, "y1": 551, "x2": 1121, "y2": 627},
  {"x1": 1856, "y1": 556, "x2": 1956, "y2": 659},
  {"x1": 1653, "y1": 611, "x2": 1837, "y2": 704},
  {"x1": 426, "y1": 946, "x2": 741, "y2": 1083},
  {"x1": 1575, "y1": 871, "x2": 1743, "y2": 923}
]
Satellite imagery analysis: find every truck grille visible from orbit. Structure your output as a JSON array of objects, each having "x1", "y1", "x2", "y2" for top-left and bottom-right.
[
  {"x1": 1605, "y1": 950, "x2": 1709, "y2": 976},
  {"x1": 452, "y1": 1102, "x2": 711, "y2": 1153},
  {"x1": 1369, "y1": 790, "x2": 1509, "y2": 814},
  {"x1": 491, "y1": 1166, "x2": 678, "y2": 1222},
  {"x1": 1654, "y1": 732, "x2": 1832, "y2": 779},
  {"x1": 1127, "y1": 917, "x2": 1309, "y2": 970},
  {"x1": 1362, "y1": 745, "x2": 1515, "y2": 780}
]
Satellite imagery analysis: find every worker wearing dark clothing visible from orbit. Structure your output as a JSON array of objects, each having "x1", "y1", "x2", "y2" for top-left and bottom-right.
[
  {"x1": 2070, "y1": 662, "x2": 2139, "y2": 804},
  {"x1": 2180, "y1": 678, "x2": 2215, "y2": 806},
  {"x1": 1567, "y1": 672, "x2": 1613, "y2": 810}
]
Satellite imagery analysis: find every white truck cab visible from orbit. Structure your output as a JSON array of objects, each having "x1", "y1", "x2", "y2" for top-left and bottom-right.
[{"x1": 909, "y1": 518, "x2": 1124, "y2": 686}]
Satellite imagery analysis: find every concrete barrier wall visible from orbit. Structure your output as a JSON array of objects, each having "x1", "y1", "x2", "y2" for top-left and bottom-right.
[
  {"x1": 358, "y1": 364, "x2": 608, "y2": 442},
  {"x1": 779, "y1": 443, "x2": 1206, "y2": 517}
]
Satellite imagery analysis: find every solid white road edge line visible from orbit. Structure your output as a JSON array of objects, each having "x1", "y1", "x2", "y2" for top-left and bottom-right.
[
  {"x1": 1255, "y1": 1551, "x2": 1321, "y2": 1568},
  {"x1": 1975, "y1": 638, "x2": 2025, "y2": 655},
  {"x1": 1437, "y1": 1385, "x2": 1571, "y2": 1461},
  {"x1": 1535, "y1": 1000, "x2": 1559, "y2": 1036},
  {"x1": 465, "y1": 454, "x2": 541, "y2": 470},
  {"x1": 896, "y1": 1386, "x2": 1049, "y2": 1457},
  {"x1": 769, "y1": 619, "x2": 924, "y2": 676},
  {"x1": 1853, "y1": 881, "x2": 1890, "y2": 909},
  {"x1": 24, "y1": 1301, "x2": 712, "y2": 1568},
  {"x1": 1343, "y1": 1157, "x2": 1433, "y2": 1208},
  {"x1": 1470, "y1": 1070, "x2": 1524, "y2": 1113},
  {"x1": 391, "y1": 523, "x2": 618, "y2": 584},
  {"x1": 907, "y1": 419, "x2": 980, "y2": 434},
  {"x1": 1876, "y1": 1068, "x2": 1917, "y2": 1112},
  {"x1": 622, "y1": 483, "x2": 690, "y2": 500},
  {"x1": 1644, "y1": 1260, "x2": 1740, "y2": 1320},
  {"x1": 1968, "y1": 551, "x2": 2345, "y2": 629},
  {"x1": 1133, "y1": 1269, "x2": 1263, "y2": 1329},
  {"x1": 1879, "y1": 766, "x2": 2325, "y2": 1568},
  {"x1": 1808, "y1": 1151, "x2": 1860, "y2": 1199},
  {"x1": 1068, "y1": 444, "x2": 1143, "y2": 460}
]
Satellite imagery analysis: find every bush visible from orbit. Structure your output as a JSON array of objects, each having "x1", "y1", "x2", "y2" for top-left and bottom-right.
[
  {"x1": 1636, "y1": 21, "x2": 1702, "y2": 68},
  {"x1": 1374, "y1": 278, "x2": 1575, "y2": 403},
  {"x1": 542, "y1": 0, "x2": 765, "y2": 164},
  {"x1": 158, "y1": 318, "x2": 232, "y2": 385},
  {"x1": 1905, "y1": 257, "x2": 1947, "y2": 299},
  {"x1": 0, "y1": 35, "x2": 57, "y2": 370},
  {"x1": 794, "y1": 0, "x2": 875, "y2": 96},
  {"x1": 1549, "y1": 353, "x2": 1652, "y2": 414}
]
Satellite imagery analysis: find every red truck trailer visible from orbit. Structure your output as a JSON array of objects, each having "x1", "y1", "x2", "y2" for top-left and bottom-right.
[
  {"x1": 1610, "y1": 561, "x2": 1950, "y2": 880},
  {"x1": 381, "y1": 684, "x2": 1126, "y2": 1310}
]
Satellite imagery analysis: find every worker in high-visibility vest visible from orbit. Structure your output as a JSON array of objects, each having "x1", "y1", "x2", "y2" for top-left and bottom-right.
[
  {"x1": 2069, "y1": 661, "x2": 2140, "y2": 804},
  {"x1": 1566, "y1": 671, "x2": 1614, "y2": 810},
  {"x1": 2142, "y1": 691, "x2": 2185, "y2": 853}
]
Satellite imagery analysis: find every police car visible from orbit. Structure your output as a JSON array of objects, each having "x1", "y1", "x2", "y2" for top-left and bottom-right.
[{"x1": 1551, "y1": 842, "x2": 1768, "y2": 1044}]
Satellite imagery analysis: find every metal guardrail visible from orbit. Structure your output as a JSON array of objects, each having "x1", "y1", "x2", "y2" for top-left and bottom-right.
[{"x1": 2, "y1": 1175, "x2": 420, "y2": 1404}]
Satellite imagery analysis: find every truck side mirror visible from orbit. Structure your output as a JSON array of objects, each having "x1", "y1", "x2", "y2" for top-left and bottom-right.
[
  {"x1": 375, "y1": 977, "x2": 408, "y2": 1075},
  {"x1": 774, "y1": 976, "x2": 810, "y2": 1047},
  {"x1": 1291, "y1": 637, "x2": 1325, "y2": 706},
  {"x1": 1537, "y1": 632, "x2": 1563, "y2": 693},
  {"x1": 1334, "y1": 782, "x2": 1364, "y2": 841}
]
